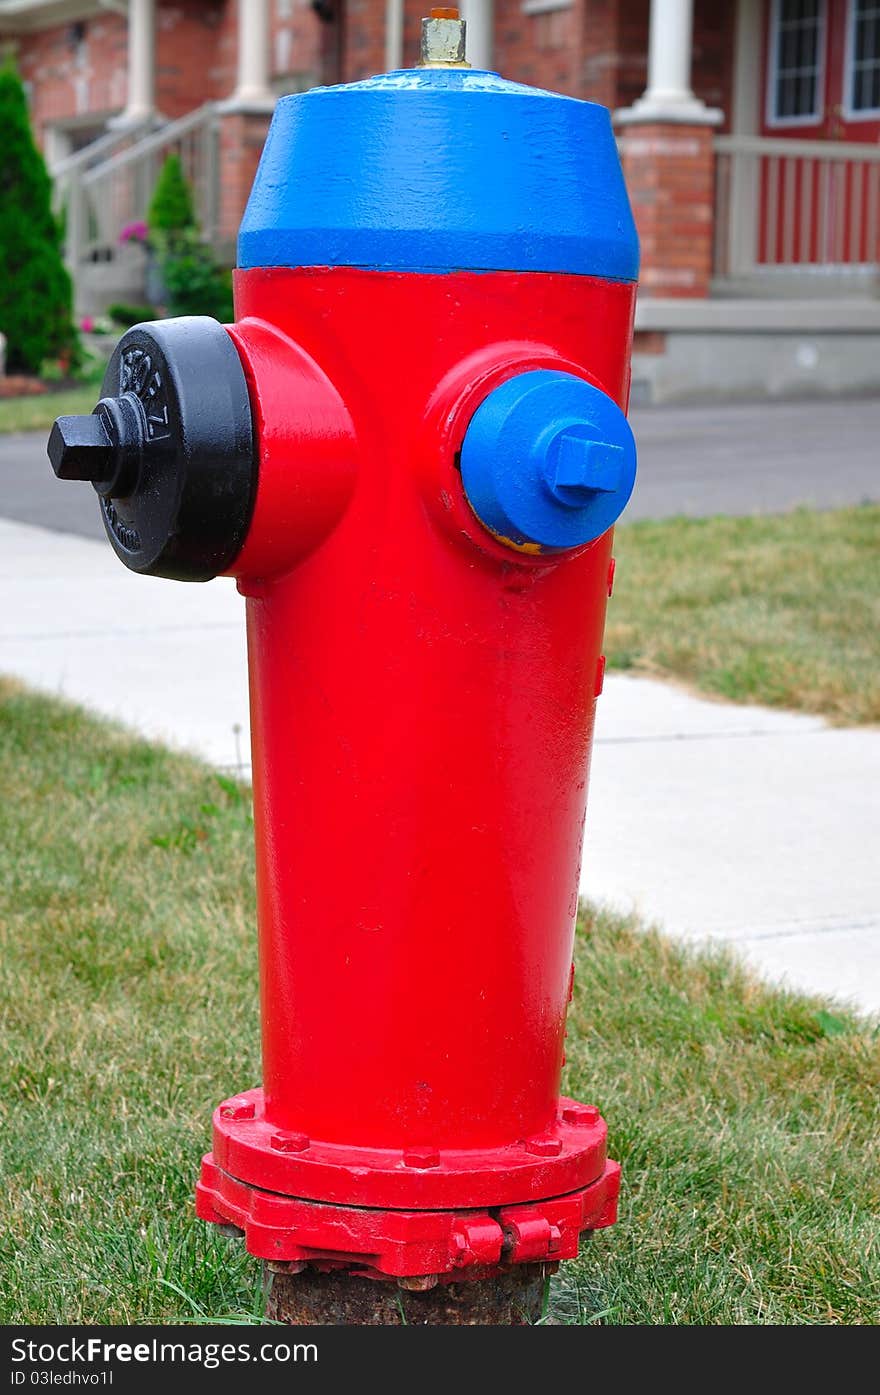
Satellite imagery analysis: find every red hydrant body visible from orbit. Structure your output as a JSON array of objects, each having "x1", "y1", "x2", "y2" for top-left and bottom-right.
[
  {"x1": 49, "y1": 34, "x2": 639, "y2": 1308},
  {"x1": 197, "y1": 276, "x2": 632, "y2": 1273}
]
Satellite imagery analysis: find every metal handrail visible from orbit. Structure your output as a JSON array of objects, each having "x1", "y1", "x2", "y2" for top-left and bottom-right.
[
  {"x1": 59, "y1": 103, "x2": 223, "y2": 310},
  {"x1": 714, "y1": 133, "x2": 880, "y2": 281},
  {"x1": 715, "y1": 133, "x2": 880, "y2": 163},
  {"x1": 81, "y1": 104, "x2": 219, "y2": 186},
  {"x1": 50, "y1": 116, "x2": 159, "y2": 179}
]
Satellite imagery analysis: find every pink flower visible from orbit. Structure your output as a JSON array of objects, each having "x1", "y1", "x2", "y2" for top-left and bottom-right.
[
  {"x1": 119, "y1": 220, "x2": 148, "y2": 245},
  {"x1": 80, "y1": 316, "x2": 94, "y2": 333}
]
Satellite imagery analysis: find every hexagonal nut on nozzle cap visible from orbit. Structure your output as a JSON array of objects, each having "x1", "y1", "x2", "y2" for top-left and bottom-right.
[
  {"x1": 460, "y1": 369, "x2": 637, "y2": 553},
  {"x1": 49, "y1": 394, "x2": 145, "y2": 502},
  {"x1": 48, "y1": 413, "x2": 115, "y2": 483}
]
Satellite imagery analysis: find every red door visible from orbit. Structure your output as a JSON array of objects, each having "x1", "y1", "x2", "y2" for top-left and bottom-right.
[{"x1": 759, "y1": 0, "x2": 880, "y2": 264}]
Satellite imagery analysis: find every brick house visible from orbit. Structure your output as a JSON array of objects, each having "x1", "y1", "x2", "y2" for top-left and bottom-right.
[{"x1": 1, "y1": 0, "x2": 879, "y2": 400}]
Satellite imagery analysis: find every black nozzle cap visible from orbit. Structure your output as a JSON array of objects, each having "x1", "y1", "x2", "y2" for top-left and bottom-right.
[
  {"x1": 48, "y1": 413, "x2": 115, "y2": 482},
  {"x1": 46, "y1": 316, "x2": 257, "y2": 583}
]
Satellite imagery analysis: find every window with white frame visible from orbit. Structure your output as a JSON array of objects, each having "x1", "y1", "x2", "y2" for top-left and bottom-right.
[
  {"x1": 768, "y1": 0, "x2": 825, "y2": 124},
  {"x1": 848, "y1": 0, "x2": 880, "y2": 113}
]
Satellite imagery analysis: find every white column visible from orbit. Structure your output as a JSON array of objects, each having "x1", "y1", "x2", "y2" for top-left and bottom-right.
[
  {"x1": 731, "y1": 0, "x2": 760, "y2": 135},
  {"x1": 645, "y1": 0, "x2": 696, "y2": 109},
  {"x1": 385, "y1": 0, "x2": 404, "y2": 72},
  {"x1": 461, "y1": 0, "x2": 494, "y2": 73},
  {"x1": 616, "y1": 0, "x2": 721, "y2": 124},
  {"x1": 115, "y1": 0, "x2": 155, "y2": 125},
  {"x1": 728, "y1": 0, "x2": 761, "y2": 275},
  {"x1": 223, "y1": 0, "x2": 276, "y2": 111}
]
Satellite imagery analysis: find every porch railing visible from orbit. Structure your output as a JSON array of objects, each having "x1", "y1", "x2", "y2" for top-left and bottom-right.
[
  {"x1": 51, "y1": 118, "x2": 157, "y2": 278},
  {"x1": 714, "y1": 134, "x2": 880, "y2": 285},
  {"x1": 59, "y1": 105, "x2": 222, "y2": 305},
  {"x1": 49, "y1": 118, "x2": 157, "y2": 185}
]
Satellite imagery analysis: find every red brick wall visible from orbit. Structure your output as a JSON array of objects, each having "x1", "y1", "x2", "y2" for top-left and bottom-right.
[
  {"x1": 578, "y1": 0, "x2": 643, "y2": 108},
  {"x1": 580, "y1": 0, "x2": 623, "y2": 107},
  {"x1": 618, "y1": 122, "x2": 716, "y2": 296},
  {"x1": 341, "y1": 0, "x2": 387, "y2": 82},
  {"x1": 613, "y1": 0, "x2": 649, "y2": 109},
  {"x1": 12, "y1": 3, "x2": 226, "y2": 142},
  {"x1": 13, "y1": 1, "x2": 736, "y2": 142},
  {"x1": 402, "y1": 0, "x2": 424, "y2": 69},
  {"x1": 694, "y1": 0, "x2": 735, "y2": 132},
  {"x1": 157, "y1": 2, "x2": 224, "y2": 117},
  {"x1": 494, "y1": 0, "x2": 579, "y2": 94},
  {"x1": 218, "y1": 109, "x2": 272, "y2": 244},
  {"x1": 15, "y1": 12, "x2": 129, "y2": 134},
  {"x1": 13, "y1": 0, "x2": 329, "y2": 147}
]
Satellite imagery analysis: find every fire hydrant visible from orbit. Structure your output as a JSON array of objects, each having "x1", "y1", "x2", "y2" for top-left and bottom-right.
[{"x1": 48, "y1": 13, "x2": 638, "y2": 1325}]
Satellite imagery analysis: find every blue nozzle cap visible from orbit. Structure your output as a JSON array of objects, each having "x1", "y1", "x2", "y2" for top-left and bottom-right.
[{"x1": 460, "y1": 370, "x2": 637, "y2": 552}]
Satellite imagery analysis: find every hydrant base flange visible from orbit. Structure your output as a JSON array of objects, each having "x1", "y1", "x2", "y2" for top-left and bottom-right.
[
  {"x1": 196, "y1": 1152, "x2": 620, "y2": 1280},
  {"x1": 205, "y1": 1088, "x2": 609, "y2": 1211}
]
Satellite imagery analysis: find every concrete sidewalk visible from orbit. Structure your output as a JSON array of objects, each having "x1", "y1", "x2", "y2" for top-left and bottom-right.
[
  {"x1": 2, "y1": 516, "x2": 878, "y2": 1016},
  {"x1": 585, "y1": 678, "x2": 879, "y2": 1013}
]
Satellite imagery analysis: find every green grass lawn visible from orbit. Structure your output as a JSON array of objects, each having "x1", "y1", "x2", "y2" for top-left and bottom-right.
[
  {"x1": 0, "y1": 384, "x2": 99, "y2": 435},
  {"x1": 2, "y1": 679, "x2": 877, "y2": 1325},
  {"x1": 607, "y1": 505, "x2": 880, "y2": 725}
]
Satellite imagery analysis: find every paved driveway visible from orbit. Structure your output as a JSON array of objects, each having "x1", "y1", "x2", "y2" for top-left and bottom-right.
[
  {"x1": 627, "y1": 396, "x2": 880, "y2": 520},
  {"x1": 1, "y1": 395, "x2": 878, "y2": 539}
]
